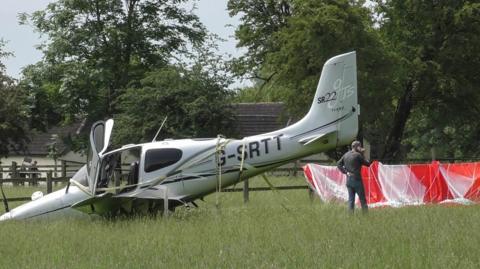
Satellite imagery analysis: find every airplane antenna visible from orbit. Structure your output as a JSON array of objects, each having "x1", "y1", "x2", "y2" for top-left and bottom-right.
[{"x1": 152, "y1": 116, "x2": 168, "y2": 142}]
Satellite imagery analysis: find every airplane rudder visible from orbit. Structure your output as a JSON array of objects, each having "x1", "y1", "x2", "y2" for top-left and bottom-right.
[{"x1": 306, "y1": 52, "x2": 358, "y2": 124}]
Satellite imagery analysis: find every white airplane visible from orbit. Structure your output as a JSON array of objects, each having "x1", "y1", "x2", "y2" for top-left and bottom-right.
[{"x1": 0, "y1": 52, "x2": 359, "y2": 221}]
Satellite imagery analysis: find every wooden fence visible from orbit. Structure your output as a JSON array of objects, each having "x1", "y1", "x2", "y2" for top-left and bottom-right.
[
  {"x1": 0, "y1": 161, "x2": 83, "y2": 203},
  {"x1": 0, "y1": 160, "x2": 84, "y2": 180},
  {"x1": 0, "y1": 159, "x2": 325, "y2": 203}
]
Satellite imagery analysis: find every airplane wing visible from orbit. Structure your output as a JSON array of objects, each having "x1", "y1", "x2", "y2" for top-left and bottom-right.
[
  {"x1": 71, "y1": 192, "x2": 185, "y2": 216},
  {"x1": 71, "y1": 193, "x2": 133, "y2": 215}
]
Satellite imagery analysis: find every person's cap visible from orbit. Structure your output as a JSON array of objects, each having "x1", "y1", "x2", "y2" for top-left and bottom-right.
[{"x1": 351, "y1": 140, "x2": 362, "y2": 149}]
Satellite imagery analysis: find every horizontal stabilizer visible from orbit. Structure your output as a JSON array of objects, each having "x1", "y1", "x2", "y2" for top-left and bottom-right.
[{"x1": 298, "y1": 131, "x2": 337, "y2": 146}]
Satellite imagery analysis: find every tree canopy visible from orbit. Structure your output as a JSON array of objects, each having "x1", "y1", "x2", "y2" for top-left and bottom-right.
[
  {"x1": 0, "y1": 40, "x2": 30, "y2": 157},
  {"x1": 15, "y1": 0, "x2": 235, "y2": 151},
  {"x1": 376, "y1": 0, "x2": 480, "y2": 160},
  {"x1": 2, "y1": 0, "x2": 479, "y2": 161},
  {"x1": 20, "y1": 0, "x2": 206, "y2": 125},
  {"x1": 113, "y1": 41, "x2": 236, "y2": 145},
  {"x1": 229, "y1": 0, "x2": 480, "y2": 161}
]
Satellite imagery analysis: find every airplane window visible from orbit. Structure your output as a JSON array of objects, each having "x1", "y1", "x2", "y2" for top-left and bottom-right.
[
  {"x1": 144, "y1": 148, "x2": 183, "y2": 172},
  {"x1": 96, "y1": 147, "x2": 141, "y2": 194},
  {"x1": 93, "y1": 124, "x2": 104, "y2": 153}
]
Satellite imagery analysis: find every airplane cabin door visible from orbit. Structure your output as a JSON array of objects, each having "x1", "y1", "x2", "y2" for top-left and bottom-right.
[{"x1": 87, "y1": 119, "x2": 114, "y2": 194}]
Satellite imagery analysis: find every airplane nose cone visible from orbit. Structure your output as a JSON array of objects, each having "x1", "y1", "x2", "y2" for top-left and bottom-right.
[{"x1": 0, "y1": 212, "x2": 12, "y2": 222}]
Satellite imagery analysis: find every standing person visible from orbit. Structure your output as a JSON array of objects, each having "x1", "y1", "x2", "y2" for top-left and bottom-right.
[
  {"x1": 30, "y1": 161, "x2": 39, "y2": 186},
  {"x1": 19, "y1": 162, "x2": 27, "y2": 186},
  {"x1": 337, "y1": 141, "x2": 371, "y2": 213}
]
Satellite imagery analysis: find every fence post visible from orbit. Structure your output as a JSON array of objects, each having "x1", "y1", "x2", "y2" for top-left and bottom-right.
[
  {"x1": 47, "y1": 171, "x2": 53, "y2": 194},
  {"x1": 243, "y1": 179, "x2": 249, "y2": 203},
  {"x1": 293, "y1": 161, "x2": 299, "y2": 177},
  {"x1": 163, "y1": 188, "x2": 169, "y2": 218},
  {"x1": 61, "y1": 160, "x2": 67, "y2": 178},
  {"x1": 0, "y1": 166, "x2": 3, "y2": 185},
  {"x1": 11, "y1": 161, "x2": 17, "y2": 176}
]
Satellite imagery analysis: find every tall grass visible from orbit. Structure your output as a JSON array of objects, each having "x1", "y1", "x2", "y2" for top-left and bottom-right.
[{"x1": 0, "y1": 176, "x2": 479, "y2": 268}]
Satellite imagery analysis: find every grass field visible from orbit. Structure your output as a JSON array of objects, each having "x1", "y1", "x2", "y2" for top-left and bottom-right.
[{"x1": 0, "y1": 176, "x2": 479, "y2": 268}]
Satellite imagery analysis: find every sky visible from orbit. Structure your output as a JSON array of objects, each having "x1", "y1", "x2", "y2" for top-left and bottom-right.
[{"x1": 0, "y1": 0, "x2": 243, "y2": 79}]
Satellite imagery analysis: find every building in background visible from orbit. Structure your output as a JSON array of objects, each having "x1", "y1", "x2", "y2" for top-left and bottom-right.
[
  {"x1": 0, "y1": 121, "x2": 86, "y2": 170},
  {"x1": 231, "y1": 102, "x2": 290, "y2": 137}
]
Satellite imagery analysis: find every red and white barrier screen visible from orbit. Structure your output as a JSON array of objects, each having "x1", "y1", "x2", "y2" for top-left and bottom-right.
[{"x1": 303, "y1": 161, "x2": 480, "y2": 207}]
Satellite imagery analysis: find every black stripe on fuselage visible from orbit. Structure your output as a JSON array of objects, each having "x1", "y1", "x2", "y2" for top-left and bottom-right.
[{"x1": 25, "y1": 204, "x2": 72, "y2": 220}]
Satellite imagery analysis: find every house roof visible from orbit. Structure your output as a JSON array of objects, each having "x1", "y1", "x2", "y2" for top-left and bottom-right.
[
  {"x1": 11, "y1": 121, "x2": 85, "y2": 156},
  {"x1": 231, "y1": 102, "x2": 290, "y2": 138}
]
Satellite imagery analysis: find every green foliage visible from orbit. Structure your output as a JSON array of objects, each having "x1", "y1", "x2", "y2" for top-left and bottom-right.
[
  {"x1": 20, "y1": 0, "x2": 206, "y2": 123},
  {"x1": 7, "y1": 0, "x2": 480, "y2": 159},
  {"x1": 0, "y1": 40, "x2": 30, "y2": 157},
  {"x1": 112, "y1": 38, "x2": 236, "y2": 145},
  {"x1": 1, "y1": 179, "x2": 480, "y2": 268},
  {"x1": 113, "y1": 62, "x2": 235, "y2": 145},
  {"x1": 16, "y1": 0, "x2": 238, "y2": 151},
  {"x1": 376, "y1": 0, "x2": 480, "y2": 160},
  {"x1": 228, "y1": 0, "x2": 292, "y2": 79},
  {"x1": 229, "y1": 0, "x2": 398, "y2": 158},
  {"x1": 20, "y1": 62, "x2": 67, "y2": 130},
  {"x1": 230, "y1": 0, "x2": 480, "y2": 160}
]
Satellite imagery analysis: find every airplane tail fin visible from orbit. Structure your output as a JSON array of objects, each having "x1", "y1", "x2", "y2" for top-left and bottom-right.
[{"x1": 284, "y1": 51, "x2": 359, "y2": 147}]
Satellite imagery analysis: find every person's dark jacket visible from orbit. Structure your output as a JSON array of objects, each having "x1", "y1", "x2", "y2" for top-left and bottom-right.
[{"x1": 337, "y1": 151, "x2": 371, "y2": 181}]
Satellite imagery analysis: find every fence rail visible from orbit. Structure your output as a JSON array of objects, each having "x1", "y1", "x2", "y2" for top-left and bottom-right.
[
  {"x1": 0, "y1": 197, "x2": 31, "y2": 202},
  {"x1": 0, "y1": 160, "x2": 83, "y2": 182},
  {"x1": 0, "y1": 185, "x2": 312, "y2": 204},
  {"x1": 0, "y1": 160, "x2": 318, "y2": 204},
  {"x1": 222, "y1": 185, "x2": 309, "y2": 192},
  {"x1": 0, "y1": 160, "x2": 319, "y2": 183}
]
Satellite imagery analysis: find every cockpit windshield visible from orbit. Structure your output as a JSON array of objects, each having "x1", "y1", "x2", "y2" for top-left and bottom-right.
[
  {"x1": 96, "y1": 147, "x2": 141, "y2": 194},
  {"x1": 71, "y1": 165, "x2": 88, "y2": 186}
]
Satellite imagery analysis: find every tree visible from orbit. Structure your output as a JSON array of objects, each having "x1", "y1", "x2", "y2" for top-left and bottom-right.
[
  {"x1": 376, "y1": 0, "x2": 480, "y2": 160},
  {"x1": 20, "y1": 62, "x2": 64, "y2": 131},
  {"x1": 113, "y1": 47, "x2": 235, "y2": 145},
  {"x1": 228, "y1": 0, "x2": 292, "y2": 81},
  {"x1": 0, "y1": 40, "x2": 30, "y2": 157},
  {"x1": 20, "y1": 0, "x2": 206, "y2": 123}
]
